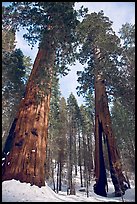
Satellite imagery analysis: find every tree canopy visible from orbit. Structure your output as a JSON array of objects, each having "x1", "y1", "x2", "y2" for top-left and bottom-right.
[
  {"x1": 76, "y1": 11, "x2": 121, "y2": 96},
  {"x1": 76, "y1": 11, "x2": 135, "y2": 116},
  {"x1": 3, "y1": 2, "x2": 83, "y2": 76}
]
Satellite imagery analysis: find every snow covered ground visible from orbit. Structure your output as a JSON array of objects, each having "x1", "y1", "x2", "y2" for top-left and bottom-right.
[{"x1": 2, "y1": 178, "x2": 135, "y2": 202}]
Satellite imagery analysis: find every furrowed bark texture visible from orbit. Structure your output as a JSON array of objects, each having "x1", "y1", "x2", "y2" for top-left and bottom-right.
[
  {"x1": 2, "y1": 46, "x2": 54, "y2": 187},
  {"x1": 94, "y1": 74, "x2": 129, "y2": 196}
]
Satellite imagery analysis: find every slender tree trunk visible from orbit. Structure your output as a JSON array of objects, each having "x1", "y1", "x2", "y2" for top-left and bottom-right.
[
  {"x1": 45, "y1": 146, "x2": 52, "y2": 179},
  {"x1": 74, "y1": 128, "x2": 77, "y2": 176},
  {"x1": 86, "y1": 167, "x2": 89, "y2": 198},
  {"x1": 2, "y1": 45, "x2": 55, "y2": 187},
  {"x1": 79, "y1": 163, "x2": 83, "y2": 188},
  {"x1": 56, "y1": 161, "x2": 59, "y2": 193},
  {"x1": 94, "y1": 74, "x2": 130, "y2": 196},
  {"x1": 78, "y1": 127, "x2": 83, "y2": 187},
  {"x1": 87, "y1": 133, "x2": 93, "y2": 182},
  {"x1": 51, "y1": 165, "x2": 56, "y2": 192},
  {"x1": 83, "y1": 135, "x2": 86, "y2": 187},
  {"x1": 67, "y1": 116, "x2": 75, "y2": 195},
  {"x1": 59, "y1": 154, "x2": 62, "y2": 191},
  {"x1": 68, "y1": 128, "x2": 73, "y2": 194}
]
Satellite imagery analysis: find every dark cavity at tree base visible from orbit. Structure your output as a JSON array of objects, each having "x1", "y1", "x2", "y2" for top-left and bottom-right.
[
  {"x1": 93, "y1": 182, "x2": 129, "y2": 197},
  {"x1": 93, "y1": 183, "x2": 107, "y2": 197}
]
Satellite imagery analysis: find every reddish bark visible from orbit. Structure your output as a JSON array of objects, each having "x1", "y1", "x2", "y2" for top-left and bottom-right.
[
  {"x1": 94, "y1": 74, "x2": 130, "y2": 196},
  {"x1": 2, "y1": 47, "x2": 54, "y2": 187}
]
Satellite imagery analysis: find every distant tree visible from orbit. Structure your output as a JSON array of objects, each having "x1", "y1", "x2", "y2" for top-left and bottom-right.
[
  {"x1": 83, "y1": 92, "x2": 95, "y2": 178},
  {"x1": 67, "y1": 93, "x2": 79, "y2": 195},
  {"x1": 2, "y1": 29, "x2": 15, "y2": 52},
  {"x1": 47, "y1": 75, "x2": 68, "y2": 193},
  {"x1": 2, "y1": 13, "x2": 16, "y2": 147},
  {"x1": 57, "y1": 97, "x2": 68, "y2": 192},
  {"x1": 79, "y1": 105, "x2": 94, "y2": 197},
  {"x1": 2, "y1": 49, "x2": 31, "y2": 151},
  {"x1": 117, "y1": 23, "x2": 135, "y2": 116},
  {"x1": 23, "y1": 56, "x2": 33, "y2": 83},
  {"x1": 76, "y1": 106, "x2": 83, "y2": 188},
  {"x1": 2, "y1": 7, "x2": 33, "y2": 152},
  {"x1": 2, "y1": 6, "x2": 16, "y2": 51},
  {"x1": 111, "y1": 99, "x2": 135, "y2": 173},
  {"x1": 2, "y1": 21, "x2": 33, "y2": 149},
  {"x1": 46, "y1": 74, "x2": 61, "y2": 179},
  {"x1": 80, "y1": 104, "x2": 94, "y2": 180}
]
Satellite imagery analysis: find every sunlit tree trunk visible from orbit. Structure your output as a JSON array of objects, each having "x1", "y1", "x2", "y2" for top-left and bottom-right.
[
  {"x1": 94, "y1": 74, "x2": 130, "y2": 196},
  {"x1": 2, "y1": 45, "x2": 55, "y2": 187}
]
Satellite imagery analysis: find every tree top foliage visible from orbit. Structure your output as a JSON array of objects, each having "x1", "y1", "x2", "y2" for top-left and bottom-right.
[
  {"x1": 119, "y1": 23, "x2": 135, "y2": 48},
  {"x1": 76, "y1": 11, "x2": 126, "y2": 96},
  {"x1": 76, "y1": 11, "x2": 135, "y2": 117},
  {"x1": 3, "y1": 2, "x2": 87, "y2": 76}
]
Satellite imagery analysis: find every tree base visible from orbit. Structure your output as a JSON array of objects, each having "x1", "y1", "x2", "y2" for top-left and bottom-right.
[
  {"x1": 93, "y1": 183, "x2": 107, "y2": 197},
  {"x1": 115, "y1": 190, "x2": 124, "y2": 197},
  {"x1": 114, "y1": 180, "x2": 129, "y2": 197},
  {"x1": 67, "y1": 187, "x2": 76, "y2": 195}
]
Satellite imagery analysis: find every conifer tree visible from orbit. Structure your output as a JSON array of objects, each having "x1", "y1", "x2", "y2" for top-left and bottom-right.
[
  {"x1": 67, "y1": 93, "x2": 78, "y2": 195},
  {"x1": 76, "y1": 11, "x2": 130, "y2": 196},
  {"x1": 2, "y1": 2, "x2": 79, "y2": 187}
]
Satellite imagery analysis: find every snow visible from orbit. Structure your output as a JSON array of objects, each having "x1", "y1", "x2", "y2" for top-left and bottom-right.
[{"x1": 2, "y1": 179, "x2": 135, "y2": 202}]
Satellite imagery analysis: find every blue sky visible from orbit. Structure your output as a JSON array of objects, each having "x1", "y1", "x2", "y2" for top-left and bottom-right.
[{"x1": 3, "y1": 2, "x2": 135, "y2": 105}]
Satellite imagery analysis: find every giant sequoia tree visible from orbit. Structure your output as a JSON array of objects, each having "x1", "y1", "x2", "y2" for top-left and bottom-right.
[
  {"x1": 2, "y1": 2, "x2": 79, "y2": 187},
  {"x1": 76, "y1": 11, "x2": 130, "y2": 196}
]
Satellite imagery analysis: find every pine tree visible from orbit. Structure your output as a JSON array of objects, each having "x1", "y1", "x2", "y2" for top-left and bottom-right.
[
  {"x1": 117, "y1": 23, "x2": 135, "y2": 115},
  {"x1": 111, "y1": 99, "x2": 135, "y2": 174},
  {"x1": 45, "y1": 73, "x2": 61, "y2": 182},
  {"x1": 79, "y1": 104, "x2": 94, "y2": 188},
  {"x1": 48, "y1": 76, "x2": 68, "y2": 192},
  {"x1": 67, "y1": 93, "x2": 78, "y2": 195},
  {"x1": 57, "y1": 97, "x2": 68, "y2": 192},
  {"x1": 2, "y1": 45, "x2": 32, "y2": 151}
]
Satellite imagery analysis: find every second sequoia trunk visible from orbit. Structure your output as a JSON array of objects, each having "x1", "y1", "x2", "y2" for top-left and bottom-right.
[
  {"x1": 2, "y1": 45, "x2": 55, "y2": 187},
  {"x1": 94, "y1": 74, "x2": 130, "y2": 197}
]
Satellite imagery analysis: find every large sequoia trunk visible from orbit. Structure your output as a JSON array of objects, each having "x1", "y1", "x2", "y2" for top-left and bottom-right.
[
  {"x1": 94, "y1": 74, "x2": 130, "y2": 197},
  {"x1": 2, "y1": 45, "x2": 55, "y2": 187},
  {"x1": 94, "y1": 106, "x2": 107, "y2": 197}
]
